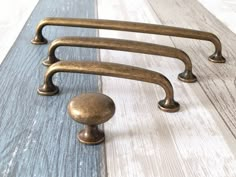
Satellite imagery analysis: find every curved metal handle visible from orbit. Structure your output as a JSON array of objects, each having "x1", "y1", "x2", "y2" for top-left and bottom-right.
[
  {"x1": 43, "y1": 37, "x2": 197, "y2": 83},
  {"x1": 31, "y1": 18, "x2": 225, "y2": 63},
  {"x1": 37, "y1": 61, "x2": 180, "y2": 112}
]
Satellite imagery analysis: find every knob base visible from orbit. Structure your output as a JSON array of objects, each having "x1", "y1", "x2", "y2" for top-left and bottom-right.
[{"x1": 78, "y1": 125, "x2": 105, "y2": 145}]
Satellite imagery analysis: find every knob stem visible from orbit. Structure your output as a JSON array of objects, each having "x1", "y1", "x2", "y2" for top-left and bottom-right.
[{"x1": 78, "y1": 125, "x2": 105, "y2": 145}]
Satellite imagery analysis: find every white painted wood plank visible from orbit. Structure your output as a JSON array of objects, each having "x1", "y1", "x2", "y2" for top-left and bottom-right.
[
  {"x1": 0, "y1": 0, "x2": 38, "y2": 64},
  {"x1": 97, "y1": 0, "x2": 236, "y2": 176}
]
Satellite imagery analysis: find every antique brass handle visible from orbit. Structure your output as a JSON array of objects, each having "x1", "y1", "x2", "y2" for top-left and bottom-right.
[
  {"x1": 68, "y1": 93, "x2": 116, "y2": 145},
  {"x1": 31, "y1": 18, "x2": 225, "y2": 63},
  {"x1": 37, "y1": 61, "x2": 180, "y2": 112},
  {"x1": 42, "y1": 37, "x2": 197, "y2": 83}
]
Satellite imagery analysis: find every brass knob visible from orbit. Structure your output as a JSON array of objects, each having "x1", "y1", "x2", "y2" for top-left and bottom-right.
[{"x1": 68, "y1": 93, "x2": 115, "y2": 145}]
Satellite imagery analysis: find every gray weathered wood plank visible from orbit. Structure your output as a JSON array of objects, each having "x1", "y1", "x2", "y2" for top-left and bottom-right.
[
  {"x1": 0, "y1": 0, "x2": 105, "y2": 177},
  {"x1": 148, "y1": 0, "x2": 236, "y2": 136},
  {"x1": 198, "y1": 0, "x2": 236, "y2": 34}
]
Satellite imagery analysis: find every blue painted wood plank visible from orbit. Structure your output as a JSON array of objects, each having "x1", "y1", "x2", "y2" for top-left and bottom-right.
[{"x1": 0, "y1": 0, "x2": 105, "y2": 177}]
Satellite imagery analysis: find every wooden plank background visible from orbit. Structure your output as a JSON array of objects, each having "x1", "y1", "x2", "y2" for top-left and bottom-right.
[
  {"x1": 98, "y1": 0, "x2": 236, "y2": 176},
  {"x1": 198, "y1": 0, "x2": 236, "y2": 34},
  {"x1": 147, "y1": 0, "x2": 236, "y2": 136},
  {"x1": 0, "y1": 0, "x2": 105, "y2": 177},
  {"x1": 1, "y1": 0, "x2": 236, "y2": 176}
]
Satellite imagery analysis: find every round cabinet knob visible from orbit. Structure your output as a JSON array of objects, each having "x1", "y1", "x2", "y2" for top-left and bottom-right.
[{"x1": 68, "y1": 93, "x2": 115, "y2": 145}]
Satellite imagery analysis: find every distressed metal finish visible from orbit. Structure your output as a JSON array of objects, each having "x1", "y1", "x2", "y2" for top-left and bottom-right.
[
  {"x1": 37, "y1": 61, "x2": 180, "y2": 112},
  {"x1": 31, "y1": 18, "x2": 226, "y2": 63},
  {"x1": 68, "y1": 93, "x2": 115, "y2": 145},
  {"x1": 42, "y1": 37, "x2": 197, "y2": 83}
]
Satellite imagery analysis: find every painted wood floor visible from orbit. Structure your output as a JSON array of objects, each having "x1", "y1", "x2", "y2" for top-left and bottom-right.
[{"x1": 0, "y1": 0, "x2": 236, "y2": 176}]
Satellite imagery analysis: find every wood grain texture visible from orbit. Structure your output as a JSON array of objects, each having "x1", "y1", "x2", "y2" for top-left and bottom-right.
[
  {"x1": 147, "y1": 0, "x2": 236, "y2": 137},
  {"x1": 97, "y1": 0, "x2": 236, "y2": 176},
  {"x1": 0, "y1": 0, "x2": 105, "y2": 177},
  {"x1": 198, "y1": 0, "x2": 236, "y2": 34}
]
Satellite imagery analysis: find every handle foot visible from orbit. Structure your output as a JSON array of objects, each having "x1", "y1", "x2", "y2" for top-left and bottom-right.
[
  {"x1": 208, "y1": 52, "x2": 226, "y2": 63},
  {"x1": 158, "y1": 99, "x2": 180, "y2": 112},
  {"x1": 178, "y1": 70, "x2": 197, "y2": 83},
  {"x1": 31, "y1": 35, "x2": 48, "y2": 45},
  {"x1": 37, "y1": 84, "x2": 59, "y2": 96}
]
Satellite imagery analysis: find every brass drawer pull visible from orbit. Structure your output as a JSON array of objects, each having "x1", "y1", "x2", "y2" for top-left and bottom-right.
[
  {"x1": 68, "y1": 93, "x2": 115, "y2": 145},
  {"x1": 42, "y1": 37, "x2": 197, "y2": 83},
  {"x1": 37, "y1": 61, "x2": 180, "y2": 112},
  {"x1": 31, "y1": 18, "x2": 225, "y2": 63}
]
